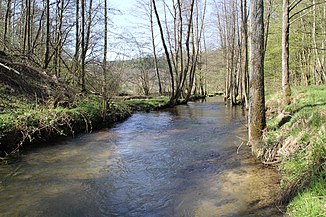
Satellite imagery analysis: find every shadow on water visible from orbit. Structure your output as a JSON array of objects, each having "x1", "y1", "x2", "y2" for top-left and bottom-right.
[{"x1": 0, "y1": 97, "x2": 283, "y2": 217}]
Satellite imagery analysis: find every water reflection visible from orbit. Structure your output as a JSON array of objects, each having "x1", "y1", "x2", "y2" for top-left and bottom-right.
[{"x1": 0, "y1": 97, "x2": 281, "y2": 217}]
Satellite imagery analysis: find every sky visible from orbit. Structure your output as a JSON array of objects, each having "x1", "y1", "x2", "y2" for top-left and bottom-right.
[
  {"x1": 109, "y1": 0, "x2": 134, "y2": 27},
  {"x1": 105, "y1": 0, "x2": 218, "y2": 60},
  {"x1": 107, "y1": 0, "x2": 152, "y2": 60}
]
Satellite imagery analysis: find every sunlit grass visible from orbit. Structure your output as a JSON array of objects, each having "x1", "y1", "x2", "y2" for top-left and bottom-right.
[
  {"x1": 287, "y1": 177, "x2": 326, "y2": 217},
  {"x1": 263, "y1": 85, "x2": 326, "y2": 216}
]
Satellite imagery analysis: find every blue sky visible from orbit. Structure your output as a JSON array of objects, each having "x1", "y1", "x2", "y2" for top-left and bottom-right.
[
  {"x1": 107, "y1": 0, "x2": 153, "y2": 60},
  {"x1": 109, "y1": 0, "x2": 136, "y2": 29}
]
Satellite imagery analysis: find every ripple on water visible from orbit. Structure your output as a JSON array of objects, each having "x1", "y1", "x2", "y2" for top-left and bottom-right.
[{"x1": 0, "y1": 98, "x2": 282, "y2": 217}]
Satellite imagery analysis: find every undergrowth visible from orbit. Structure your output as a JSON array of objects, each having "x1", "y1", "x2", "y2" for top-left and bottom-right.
[{"x1": 262, "y1": 85, "x2": 326, "y2": 216}]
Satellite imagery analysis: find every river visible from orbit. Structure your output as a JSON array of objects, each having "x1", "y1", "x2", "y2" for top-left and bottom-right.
[{"x1": 0, "y1": 97, "x2": 282, "y2": 217}]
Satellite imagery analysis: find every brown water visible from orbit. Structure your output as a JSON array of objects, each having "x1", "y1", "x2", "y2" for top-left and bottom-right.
[{"x1": 0, "y1": 97, "x2": 282, "y2": 217}]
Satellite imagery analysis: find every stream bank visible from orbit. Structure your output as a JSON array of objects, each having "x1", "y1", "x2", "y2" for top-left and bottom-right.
[
  {"x1": 263, "y1": 86, "x2": 325, "y2": 216},
  {"x1": 0, "y1": 95, "x2": 171, "y2": 159}
]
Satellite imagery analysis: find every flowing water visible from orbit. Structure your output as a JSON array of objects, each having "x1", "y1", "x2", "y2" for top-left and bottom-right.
[{"x1": 0, "y1": 97, "x2": 282, "y2": 217}]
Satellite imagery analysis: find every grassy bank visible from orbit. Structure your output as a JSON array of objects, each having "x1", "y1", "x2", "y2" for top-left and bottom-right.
[
  {"x1": 0, "y1": 93, "x2": 170, "y2": 159},
  {"x1": 262, "y1": 86, "x2": 325, "y2": 216}
]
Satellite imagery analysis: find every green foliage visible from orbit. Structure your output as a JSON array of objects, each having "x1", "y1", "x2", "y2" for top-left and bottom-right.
[{"x1": 264, "y1": 86, "x2": 326, "y2": 215}]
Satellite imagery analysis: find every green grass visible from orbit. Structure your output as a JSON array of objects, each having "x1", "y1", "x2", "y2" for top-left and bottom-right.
[
  {"x1": 126, "y1": 97, "x2": 170, "y2": 110},
  {"x1": 263, "y1": 85, "x2": 326, "y2": 216},
  {"x1": 287, "y1": 177, "x2": 326, "y2": 217}
]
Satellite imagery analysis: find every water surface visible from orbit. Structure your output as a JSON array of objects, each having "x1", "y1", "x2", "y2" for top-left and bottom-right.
[{"x1": 0, "y1": 97, "x2": 281, "y2": 216}]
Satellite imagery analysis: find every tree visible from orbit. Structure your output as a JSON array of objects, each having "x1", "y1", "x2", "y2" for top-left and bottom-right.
[
  {"x1": 282, "y1": 0, "x2": 291, "y2": 105},
  {"x1": 44, "y1": 0, "x2": 51, "y2": 69},
  {"x1": 152, "y1": 0, "x2": 205, "y2": 104},
  {"x1": 3, "y1": 0, "x2": 12, "y2": 51},
  {"x1": 149, "y1": 0, "x2": 162, "y2": 95},
  {"x1": 240, "y1": 0, "x2": 249, "y2": 108},
  {"x1": 102, "y1": 0, "x2": 108, "y2": 119},
  {"x1": 152, "y1": 0, "x2": 175, "y2": 99},
  {"x1": 81, "y1": 0, "x2": 86, "y2": 92},
  {"x1": 249, "y1": 0, "x2": 266, "y2": 155}
]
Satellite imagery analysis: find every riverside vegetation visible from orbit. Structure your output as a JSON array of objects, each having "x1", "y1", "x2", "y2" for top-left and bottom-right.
[{"x1": 263, "y1": 86, "x2": 325, "y2": 216}]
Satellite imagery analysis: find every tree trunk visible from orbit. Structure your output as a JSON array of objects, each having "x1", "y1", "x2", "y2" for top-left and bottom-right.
[
  {"x1": 264, "y1": 0, "x2": 272, "y2": 53},
  {"x1": 312, "y1": 0, "x2": 322, "y2": 85},
  {"x1": 3, "y1": 0, "x2": 12, "y2": 51},
  {"x1": 43, "y1": 0, "x2": 50, "y2": 69},
  {"x1": 152, "y1": 0, "x2": 175, "y2": 100},
  {"x1": 242, "y1": 0, "x2": 249, "y2": 109},
  {"x1": 249, "y1": 0, "x2": 266, "y2": 155},
  {"x1": 282, "y1": 0, "x2": 291, "y2": 105},
  {"x1": 150, "y1": 0, "x2": 162, "y2": 95},
  {"x1": 81, "y1": 0, "x2": 86, "y2": 92},
  {"x1": 102, "y1": 0, "x2": 108, "y2": 120},
  {"x1": 74, "y1": 0, "x2": 80, "y2": 85}
]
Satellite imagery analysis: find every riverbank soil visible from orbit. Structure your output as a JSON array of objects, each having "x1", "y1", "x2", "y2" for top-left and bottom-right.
[{"x1": 263, "y1": 86, "x2": 326, "y2": 216}]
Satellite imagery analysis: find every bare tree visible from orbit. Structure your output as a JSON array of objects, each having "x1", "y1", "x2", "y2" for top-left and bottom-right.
[
  {"x1": 152, "y1": 0, "x2": 175, "y2": 99},
  {"x1": 102, "y1": 0, "x2": 108, "y2": 119},
  {"x1": 149, "y1": 0, "x2": 162, "y2": 95}
]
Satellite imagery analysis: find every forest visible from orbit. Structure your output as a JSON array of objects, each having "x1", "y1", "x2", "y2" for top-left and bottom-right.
[{"x1": 0, "y1": 0, "x2": 325, "y2": 216}]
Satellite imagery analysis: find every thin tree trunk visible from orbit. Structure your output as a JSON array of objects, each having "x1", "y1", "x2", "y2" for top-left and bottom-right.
[
  {"x1": 312, "y1": 0, "x2": 322, "y2": 85},
  {"x1": 282, "y1": 0, "x2": 291, "y2": 105},
  {"x1": 150, "y1": 0, "x2": 162, "y2": 95},
  {"x1": 81, "y1": 0, "x2": 86, "y2": 92},
  {"x1": 74, "y1": 0, "x2": 80, "y2": 85},
  {"x1": 3, "y1": 0, "x2": 12, "y2": 51},
  {"x1": 102, "y1": 0, "x2": 108, "y2": 120},
  {"x1": 243, "y1": 0, "x2": 249, "y2": 109},
  {"x1": 152, "y1": 0, "x2": 175, "y2": 100},
  {"x1": 264, "y1": 0, "x2": 272, "y2": 53},
  {"x1": 43, "y1": 0, "x2": 50, "y2": 69}
]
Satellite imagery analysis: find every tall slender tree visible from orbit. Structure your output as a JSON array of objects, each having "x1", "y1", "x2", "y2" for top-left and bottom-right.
[
  {"x1": 282, "y1": 0, "x2": 291, "y2": 105},
  {"x1": 3, "y1": 0, "x2": 12, "y2": 51},
  {"x1": 249, "y1": 0, "x2": 266, "y2": 155},
  {"x1": 81, "y1": 0, "x2": 86, "y2": 91},
  {"x1": 102, "y1": 0, "x2": 108, "y2": 119},
  {"x1": 149, "y1": 0, "x2": 162, "y2": 95}
]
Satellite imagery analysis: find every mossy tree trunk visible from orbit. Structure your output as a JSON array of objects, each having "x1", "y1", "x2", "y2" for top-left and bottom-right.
[{"x1": 249, "y1": 0, "x2": 266, "y2": 155}]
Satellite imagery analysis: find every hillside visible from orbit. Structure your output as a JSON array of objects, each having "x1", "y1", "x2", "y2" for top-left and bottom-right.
[
  {"x1": 263, "y1": 86, "x2": 326, "y2": 216},
  {"x1": 1, "y1": 56, "x2": 71, "y2": 97}
]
